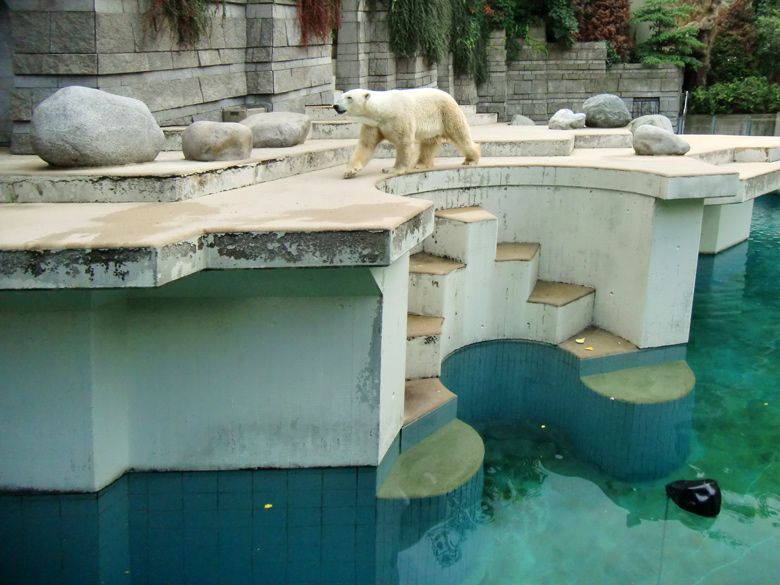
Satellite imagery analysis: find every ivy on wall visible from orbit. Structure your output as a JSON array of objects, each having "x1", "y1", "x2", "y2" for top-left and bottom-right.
[{"x1": 146, "y1": 0, "x2": 224, "y2": 47}]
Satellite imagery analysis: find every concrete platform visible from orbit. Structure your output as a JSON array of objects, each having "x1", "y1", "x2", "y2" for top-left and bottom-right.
[{"x1": 2, "y1": 126, "x2": 780, "y2": 291}]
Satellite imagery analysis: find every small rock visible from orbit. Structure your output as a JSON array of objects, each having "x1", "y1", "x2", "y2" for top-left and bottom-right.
[
  {"x1": 510, "y1": 114, "x2": 536, "y2": 126},
  {"x1": 31, "y1": 86, "x2": 164, "y2": 167},
  {"x1": 240, "y1": 112, "x2": 311, "y2": 148},
  {"x1": 631, "y1": 114, "x2": 674, "y2": 134},
  {"x1": 548, "y1": 109, "x2": 586, "y2": 130},
  {"x1": 182, "y1": 121, "x2": 253, "y2": 162},
  {"x1": 633, "y1": 125, "x2": 691, "y2": 156},
  {"x1": 583, "y1": 94, "x2": 631, "y2": 128}
]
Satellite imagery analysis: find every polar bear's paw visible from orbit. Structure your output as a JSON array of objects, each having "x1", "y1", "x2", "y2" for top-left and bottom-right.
[
  {"x1": 462, "y1": 159, "x2": 479, "y2": 167},
  {"x1": 343, "y1": 166, "x2": 360, "y2": 179},
  {"x1": 382, "y1": 166, "x2": 404, "y2": 175}
]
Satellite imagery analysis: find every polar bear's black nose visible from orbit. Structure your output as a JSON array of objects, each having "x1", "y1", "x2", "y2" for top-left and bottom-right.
[{"x1": 333, "y1": 104, "x2": 346, "y2": 115}]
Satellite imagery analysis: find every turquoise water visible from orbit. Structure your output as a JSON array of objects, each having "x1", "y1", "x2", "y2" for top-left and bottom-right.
[{"x1": 467, "y1": 194, "x2": 780, "y2": 585}]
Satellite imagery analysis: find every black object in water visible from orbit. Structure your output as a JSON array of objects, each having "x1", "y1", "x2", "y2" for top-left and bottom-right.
[{"x1": 665, "y1": 479, "x2": 722, "y2": 517}]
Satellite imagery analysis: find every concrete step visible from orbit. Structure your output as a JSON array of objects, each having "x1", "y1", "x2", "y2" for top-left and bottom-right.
[
  {"x1": 424, "y1": 206, "x2": 498, "y2": 265},
  {"x1": 161, "y1": 126, "x2": 187, "y2": 151},
  {"x1": 308, "y1": 111, "x2": 498, "y2": 141},
  {"x1": 400, "y1": 378, "x2": 457, "y2": 453},
  {"x1": 304, "y1": 105, "x2": 341, "y2": 120},
  {"x1": 466, "y1": 112, "x2": 498, "y2": 126},
  {"x1": 492, "y1": 242, "x2": 541, "y2": 337},
  {"x1": 459, "y1": 104, "x2": 477, "y2": 115},
  {"x1": 309, "y1": 120, "x2": 360, "y2": 140},
  {"x1": 406, "y1": 314, "x2": 444, "y2": 380},
  {"x1": 524, "y1": 280, "x2": 596, "y2": 344},
  {"x1": 408, "y1": 252, "x2": 465, "y2": 318}
]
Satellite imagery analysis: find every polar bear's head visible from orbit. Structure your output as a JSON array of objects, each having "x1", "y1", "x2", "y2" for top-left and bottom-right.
[{"x1": 333, "y1": 89, "x2": 372, "y2": 117}]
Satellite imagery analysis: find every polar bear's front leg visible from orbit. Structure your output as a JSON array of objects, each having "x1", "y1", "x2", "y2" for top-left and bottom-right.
[
  {"x1": 344, "y1": 125, "x2": 383, "y2": 179},
  {"x1": 381, "y1": 124, "x2": 417, "y2": 175}
]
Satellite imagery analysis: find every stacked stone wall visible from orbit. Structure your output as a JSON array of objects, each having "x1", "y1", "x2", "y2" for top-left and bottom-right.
[
  {"x1": 6, "y1": 0, "x2": 334, "y2": 153},
  {"x1": 3, "y1": 1, "x2": 683, "y2": 152},
  {"x1": 245, "y1": 0, "x2": 334, "y2": 112},
  {"x1": 506, "y1": 41, "x2": 681, "y2": 124}
]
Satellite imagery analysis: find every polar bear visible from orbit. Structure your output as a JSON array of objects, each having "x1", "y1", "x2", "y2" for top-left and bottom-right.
[{"x1": 333, "y1": 88, "x2": 481, "y2": 179}]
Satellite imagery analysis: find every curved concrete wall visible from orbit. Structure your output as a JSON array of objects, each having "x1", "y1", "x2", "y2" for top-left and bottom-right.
[{"x1": 379, "y1": 166, "x2": 713, "y2": 349}]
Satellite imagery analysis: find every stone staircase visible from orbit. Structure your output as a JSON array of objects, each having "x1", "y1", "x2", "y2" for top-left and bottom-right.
[
  {"x1": 305, "y1": 103, "x2": 498, "y2": 140},
  {"x1": 399, "y1": 203, "x2": 600, "y2": 454}
]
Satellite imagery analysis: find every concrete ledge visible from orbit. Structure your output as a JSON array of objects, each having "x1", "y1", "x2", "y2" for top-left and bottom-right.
[
  {"x1": 0, "y1": 163, "x2": 435, "y2": 289},
  {"x1": 0, "y1": 141, "x2": 355, "y2": 203}
]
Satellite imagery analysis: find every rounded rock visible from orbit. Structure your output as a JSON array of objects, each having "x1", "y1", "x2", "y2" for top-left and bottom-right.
[
  {"x1": 510, "y1": 114, "x2": 536, "y2": 126},
  {"x1": 31, "y1": 86, "x2": 164, "y2": 167},
  {"x1": 182, "y1": 121, "x2": 254, "y2": 162},
  {"x1": 240, "y1": 112, "x2": 311, "y2": 148},
  {"x1": 548, "y1": 109, "x2": 587, "y2": 130},
  {"x1": 631, "y1": 114, "x2": 674, "y2": 134},
  {"x1": 633, "y1": 125, "x2": 691, "y2": 156},
  {"x1": 583, "y1": 94, "x2": 631, "y2": 128}
]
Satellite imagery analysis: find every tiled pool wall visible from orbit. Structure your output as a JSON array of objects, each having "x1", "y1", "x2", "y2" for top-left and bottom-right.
[
  {"x1": 0, "y1": 461, "x2": 483, "y2": 585},
  {"x1": 441, "y1": 340, "x2": 694, "y2": 481}
]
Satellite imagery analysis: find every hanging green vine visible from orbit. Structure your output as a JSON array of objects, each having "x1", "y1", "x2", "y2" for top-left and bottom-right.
[
  {"x1": 374, "y1": 0, "x2": 580, "y2": 85},
  {"x1": 146, "y1": 0, "x2": 224, "y2": 48}
]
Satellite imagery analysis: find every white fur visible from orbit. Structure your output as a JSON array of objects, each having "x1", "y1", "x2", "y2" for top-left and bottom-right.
[{"x1": 333, "y1": 88, "x2": 481, "y2": 178}]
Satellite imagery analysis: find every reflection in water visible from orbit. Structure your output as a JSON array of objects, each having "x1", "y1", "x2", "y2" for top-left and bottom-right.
[{"x1": 464, "y1": 194, "x2": 780, "y2": 585}]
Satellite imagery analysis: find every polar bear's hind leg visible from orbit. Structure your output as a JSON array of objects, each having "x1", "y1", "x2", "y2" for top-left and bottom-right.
[{"x1": 444, "y1": 114, "x2": 481, "y2": 166}]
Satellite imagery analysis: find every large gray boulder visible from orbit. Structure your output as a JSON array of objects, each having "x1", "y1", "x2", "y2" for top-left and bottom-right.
[
  {"x1": 182, "y1": 121, "x2": 253, "y2": 162},
  {"x1": 583, "y1": 94, "x2": 631, "y2": 128},
  {"x1": 548, "y1": 109, "x2": 586, "y2": 130},
  {"x1": 631, "y1": 114, "x2": 674, "y2": 134},
  {"x1": 31, "y1": 86, "x2": 164, "y2": 167},
  {"x1": 510, "y1": 114, "x2": 536, "y2": 126},
  {"x1": 240, "y1": 112, "x2": 311, "y2": 148},
  {"x1": 633, "y1": 125, "x2": 691, "y2": 156}
]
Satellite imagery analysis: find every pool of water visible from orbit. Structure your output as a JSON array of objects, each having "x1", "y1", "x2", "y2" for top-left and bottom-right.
[{"x1": 464, "y1": 194, "x2": 780, "y2": 585}]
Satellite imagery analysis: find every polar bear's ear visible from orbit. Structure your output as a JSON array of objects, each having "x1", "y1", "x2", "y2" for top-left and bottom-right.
[{"x1": 364, "y1": 92, "x2": 370, "y2": 100}]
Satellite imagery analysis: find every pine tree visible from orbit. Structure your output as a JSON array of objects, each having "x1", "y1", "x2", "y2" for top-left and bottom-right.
[{"x1": 630, "y1": 0, "x2": 705, "y2": 68}]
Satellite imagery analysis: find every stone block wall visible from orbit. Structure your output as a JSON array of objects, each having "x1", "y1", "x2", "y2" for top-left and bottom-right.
[
  {"x1": 506, "y1": 41, "x2": 682, "y2": 124},
  {"x1": 0, "y1": 4, "x2": 11, "y2": 146},
  {"x1": 6, "y1": 0, "x2": 335, "y2": 153},
  {"x1": 245, "y1": 0, "x2": 334, "y2": 112},
  {"x1": 478, "y1": 30, "x2": 507, "y2": 120},
  {"x1": 507, "y1": 41, "x2": 609, "y2": 121},
  {"x1": 9, "y1": 0, "x2": 251, "y2": 153},
  {"x1": 3, "y1": 1, "x2": 684, "y2": 151}
]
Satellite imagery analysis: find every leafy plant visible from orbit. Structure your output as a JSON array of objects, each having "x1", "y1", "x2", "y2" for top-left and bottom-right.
[
  {"x1": 708, "y1": 0, "x2": 757, "y2": 84},
  {"x1": 574, "y1": 0, "x2": 633, "y2": 62},
  {"x1": 297, "y1": 0, "x2": 342, "y2": 46},
  {"x1": 451, "y1": 0, "x2": 492, "y2": 84},
  {"x1": 630, "y1": 0, "x2": 705, "y2": 69},
  {"x1": 387, "y1": 0, "x2": 453, "y2": 64},
  {"x1": 146, "y1": 0, "x2": 224, "y2": 47},
  {"x1": 689, "y1": 76, "x2": 780, "y2": 114},
  {"x1": 755, "y1": 3, "x2": 780, "y2": 82}
]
